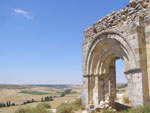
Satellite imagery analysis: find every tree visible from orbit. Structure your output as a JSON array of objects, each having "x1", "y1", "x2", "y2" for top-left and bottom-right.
[
  {"x1": 41, "y1": 97, "x2": 44, "y2": 102},
  {"x1": 61, "y1": 92, "x2": 66, "y2": 97}
]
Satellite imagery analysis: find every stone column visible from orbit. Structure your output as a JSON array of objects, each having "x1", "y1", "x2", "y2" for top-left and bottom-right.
[
  {"x1": 108, "y1": 60, "x2": 116, "y2": 107},
  {"x1": 82, "y1": 75, "x2": 90, "y2": 108},
  {"x1": 145, "y1": 13, "x2": 150, "y2": 102},
  {"x1": 125, "y1": 68, "x2": 144, "y2": 106},
  {"x1": 88, "y1": 75, "x2": 95, "y2": 105},
  {"x1": 99, "y1": 79, "x2": 104, "y2": 102},
  {"x1": 93, "y1": 75, "x2": 100, "y2": 106},
  {"x1": 136, "y1": 17, "x2": 149, "y2": 104}
]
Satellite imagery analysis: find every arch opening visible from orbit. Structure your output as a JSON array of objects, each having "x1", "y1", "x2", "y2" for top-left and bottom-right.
[{"x1": 115, "y1": 59, "x2": 129, "y2": 108}]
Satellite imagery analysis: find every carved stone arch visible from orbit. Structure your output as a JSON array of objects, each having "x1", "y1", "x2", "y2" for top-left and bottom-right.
[
  {"x1": 95, "y1": 49, "x2": 121, "y2": 75},
  {"x1": 91, "y1": 40, "x2": 129, "y2": 75},
  {"x1": 85, "y1": 31, "x2": 137, "y2": 76},
  {"x1": 82, "y1": 29, "x2": 150, "y2": 110}
]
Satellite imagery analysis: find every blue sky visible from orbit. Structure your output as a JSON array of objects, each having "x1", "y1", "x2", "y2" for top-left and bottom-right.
[{"x1": 0, "y1": 0, "x2": 129, "y2": 84}]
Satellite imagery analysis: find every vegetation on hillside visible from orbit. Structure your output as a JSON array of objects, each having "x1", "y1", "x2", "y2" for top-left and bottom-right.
[
  {"x1": 57, "y1": 89, "x2": 79, "y2": 97},
  {"x1": 0, "y1": 101, "x2": 16, "y2": 108},
  {"x1": 15, "y1": 103, "x2": 52, "y2": 113},
  {"x1": 93, "y1": 105, "x2": 150, "y2": 113},
  {"x1": 41, "y1": 96, "x2": 54, "y2": 102},
  {"x1": 12, "y1": 95, "x2": 150, "y2": 113},
  {"x1": 56, "y1": 98, "x2": 84, "y2": 113}
]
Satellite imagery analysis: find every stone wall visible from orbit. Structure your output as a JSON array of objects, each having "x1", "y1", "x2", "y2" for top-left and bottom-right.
[{"x1": 84, "y1": 0, "x2": 150, "y2": 39}]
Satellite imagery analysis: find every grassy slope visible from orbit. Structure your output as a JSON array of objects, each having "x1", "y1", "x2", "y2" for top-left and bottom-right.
[{"x1": 0, "y1": 86, "x2": 81, "y2": 113}]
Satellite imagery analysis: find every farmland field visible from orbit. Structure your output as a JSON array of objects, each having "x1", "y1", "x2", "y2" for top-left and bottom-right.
[{"x1": 0, "y1": 84, "x2": 81, "y2": 113}]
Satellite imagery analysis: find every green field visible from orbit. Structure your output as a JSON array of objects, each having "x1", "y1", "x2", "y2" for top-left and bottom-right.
[{"x1": 19, "y1": 91, "x2": 50, "y2": 95}]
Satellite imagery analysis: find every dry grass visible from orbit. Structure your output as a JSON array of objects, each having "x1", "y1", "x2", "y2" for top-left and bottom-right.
[
  {"x1": 0, "y1": 87, "x2": 59, "y2": 105},
  {"x1": 122, "y1": 93, "x2": 131, "y2": 106},
  {"x1": 0, "y1": 86, "x2": 81, "y2": 113}
]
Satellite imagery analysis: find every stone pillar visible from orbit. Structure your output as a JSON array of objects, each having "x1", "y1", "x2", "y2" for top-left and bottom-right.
[
  {"x1": 108, "y1": 60, "x2": 116, "y2": 107},
  {"x1": 125, "y1": 68, "x2": 144, "y2": 106},
  {"x1": 99, "y1": 79, "x2": 104, "y2": 102},
  {"x1": 88, "y1": 75, "x2": 95, "y2": 105},
  {"x1": 93, "y1": 75, "x2": 100, "y2": 105},
  {"x1": 82, "y1": 75, "x2": 90, "y2": 108},
  {"x1": 137, "y1": 17, "x2": 149, "y2": 104},
  {"x1": 145, "y1": 13, "x2": 150, "y2": 101}
]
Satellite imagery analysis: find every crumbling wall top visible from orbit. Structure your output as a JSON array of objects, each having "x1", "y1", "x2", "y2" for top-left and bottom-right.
[{"x1": 84, "y1": 0, "x2": 150, "y2": 39}]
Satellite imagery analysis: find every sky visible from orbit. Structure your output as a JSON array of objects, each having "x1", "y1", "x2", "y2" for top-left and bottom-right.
[{"x1": 0, "y1": 0, "x2": 129, "y2": 84}]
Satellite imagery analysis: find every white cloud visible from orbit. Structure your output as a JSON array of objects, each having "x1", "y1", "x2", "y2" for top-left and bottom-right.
[{"x1": 13, "y1": 8, "x2": 33, "y2": 19}]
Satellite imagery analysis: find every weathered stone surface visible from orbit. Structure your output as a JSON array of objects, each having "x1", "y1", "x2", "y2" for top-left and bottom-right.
[{"x1": 82, "y1": 0, "x2": 150, "y2": 112}]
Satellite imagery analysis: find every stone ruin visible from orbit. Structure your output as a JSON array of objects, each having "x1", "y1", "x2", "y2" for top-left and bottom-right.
[{"x1": 82, "y1": 0, "x2": 150, "y2": 112}]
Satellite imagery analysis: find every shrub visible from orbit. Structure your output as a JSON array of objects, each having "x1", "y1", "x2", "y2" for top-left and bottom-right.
[
  {"x1": 122, "y1": 94, "x2": 130, "y2": 104},
  {"x1": 35, "y1": 104, "x2": 52, "y2": 113},
  {"x1": 96, "y1": 106, "x2": 150, "y2": 113},
  {"x1": 15, "y1": 103, "x2": 52, "y2": 113},
  {"x1": 11, "y1": 103, "x2": 15, "y2": 106},
  {"x1": 56, "y1": 103, "x2": 73, "y2": 113},
  {"x1": 118, "y1": 105, "x2": 150, "y2": 113},
  {"x1": 27, "y1": 100, "x2": 31, "y2": 103},
  {"x1": 64, "y1": 89, "x2": 72, "y2": 94},
  {"x1": 32, "y1": 99, "x2": 34, "y2": 102},
  {"x1": 0, "y1": 102, "x2": 6, "y2": 108},
  {"x1": 50, "y1": 98, "x2": 54, "y2": 101},
  {"x1": 102, "y1": 109, "x2": 116, "y2": 113},
  {"x1": 23, "y1": 102, "x2": 27, "y2": 105},
  {"x1": 69, "y1": 98, "x2": 85, "y2": 110},
  {"x1": 15, "y1": 107, "x2": 31, "y2": 113},
  {"x1": 61, "y1": 92, "x2": 66, "y2": 97},
  {"x1": 124, "y1": 105, "x2": 150, "y2": 113},
  {"x1": 37, "y1": 103, "x2": 51, "y2": 109},
  {"x1": 45, "y1": 96, "x2": 50, "y2": 101},
  {"x1": 7, "y1": 101, "x2": 10, "y2": 107},
  {"x1": 56, "y1": 98, "x2": 85, "y2": 113},
  {"x1": 41, "y1": 97, "x2": 44, "y2": 102}
]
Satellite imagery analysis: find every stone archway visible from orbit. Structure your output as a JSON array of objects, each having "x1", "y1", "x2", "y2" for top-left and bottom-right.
[
  {"x1": 82, "y1": 0, "x2": 150, "y2": 111},
  {"x1": 83, "y1": 32, "x2": 144, "y2": 109}
]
